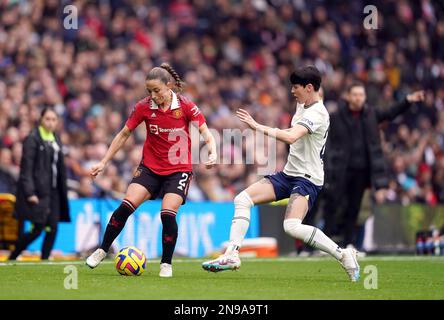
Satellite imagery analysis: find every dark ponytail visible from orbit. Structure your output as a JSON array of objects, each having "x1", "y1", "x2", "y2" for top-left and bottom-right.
[{"x1": 159, "y1": 63, "x2": 184, "y2": 93}]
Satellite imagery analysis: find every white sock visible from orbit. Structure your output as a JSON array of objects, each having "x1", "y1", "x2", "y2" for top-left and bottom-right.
[
  {"x1": 225, "y1": 191, "x2": 254, "y2": 254},
  {"x1": 283, "y1": 218, "x2": 343, "y2": 260}
]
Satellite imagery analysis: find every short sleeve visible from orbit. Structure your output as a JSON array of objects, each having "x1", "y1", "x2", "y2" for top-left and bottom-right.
[
  {"x1": 296, "y1": 107, "x2": 323, "y2": 134},
  {"x1": 184, "y1": 102, "x2": 206, "y2": 127},
  {"x1": 126, "y1": 102, "x2": 145, "y2": 131}
]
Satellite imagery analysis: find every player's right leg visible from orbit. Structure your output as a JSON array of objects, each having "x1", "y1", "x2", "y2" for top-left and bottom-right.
[
  {"x1": 86, "y1": 183, "x2": 151, "y2": 268},
  {"x1": 282, "y1": 188, "x2": 360, "y2": 282},
  {"x1": 202, "y1": 178, "x2": 276, "y2": 272}
]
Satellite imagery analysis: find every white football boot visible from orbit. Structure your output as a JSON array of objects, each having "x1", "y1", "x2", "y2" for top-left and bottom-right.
[
  {"x1": 339, "y1": 248, "x2": 360, "y2": 282},
  {"x1": 159, "y1": 263, "x2": 173, "y2": 277},
  {"x1": 202, "y1": 251, "x2": 241, "y2": 272},
  {"x1": 86, "y1": 248, "x2": 107, "y2": 269}
]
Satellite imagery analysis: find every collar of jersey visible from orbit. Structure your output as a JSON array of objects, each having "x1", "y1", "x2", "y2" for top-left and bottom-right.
[
  {"x1": 303, "y1": 100, "x2": 321, "y2": 109},
  {"x1": 150, "y1": 90, "x2": 180, "y2": 110}
]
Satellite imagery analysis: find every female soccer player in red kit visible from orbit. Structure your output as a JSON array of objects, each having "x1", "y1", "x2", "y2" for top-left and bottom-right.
[{"x1": 86, "y1": 63, "x2": 217, "y2": 277}]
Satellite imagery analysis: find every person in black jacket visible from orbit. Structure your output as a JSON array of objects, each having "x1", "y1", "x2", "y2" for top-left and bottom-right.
[
  {"x1": 9, "y1": 107, "x2": 70, "y2": 260},
  {"x1": 319, "y1": 82, "x2": 425, "y2": 248}
]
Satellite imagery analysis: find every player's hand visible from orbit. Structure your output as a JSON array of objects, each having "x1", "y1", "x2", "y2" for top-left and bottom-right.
[
  {"x1": 205, "y1": 152, "x2": 217, "y2": 169},
  {"x1": 90, "y1": 161, "x2": 106, "y2": 179},
  {"x1": 406, "y1": 90, "x2": 425, "y2": 103},
  {"x1": 27, "y1": 195, "x2": 39, "y2": 204},
  {"x1": 236, "y1": 108, "x2": 258, "y2": 130}
]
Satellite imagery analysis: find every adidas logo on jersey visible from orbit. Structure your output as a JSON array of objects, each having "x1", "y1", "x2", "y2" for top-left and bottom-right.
[{"x1": 151, "y1": 112, "x2": 156, "y2": 118}]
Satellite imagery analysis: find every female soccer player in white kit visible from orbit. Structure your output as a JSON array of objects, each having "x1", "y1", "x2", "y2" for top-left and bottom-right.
[{"x1": 202, "y1": 65, "x2": 360, "y2": 282}]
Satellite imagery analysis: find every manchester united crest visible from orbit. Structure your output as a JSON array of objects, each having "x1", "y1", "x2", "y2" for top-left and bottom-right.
[{"x1": 173, "y1": 109, "x2": 183, "y2": 119}]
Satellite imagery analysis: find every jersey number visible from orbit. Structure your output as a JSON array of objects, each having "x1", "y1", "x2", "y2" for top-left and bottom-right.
[
  {"x1": 320, "y1": 127, "x2": 329, "y2": 163},
  {"x1": 320, "y1": 144, "x2": 326, "y2": 162},
  {"x1": 177, "y1": 173, "x2": 189, "y2": 191}
]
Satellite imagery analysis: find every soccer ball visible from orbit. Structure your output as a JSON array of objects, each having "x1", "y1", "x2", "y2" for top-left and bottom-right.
[{"x1": 114, "y1": 246, "x2": 147, "y2": 276}]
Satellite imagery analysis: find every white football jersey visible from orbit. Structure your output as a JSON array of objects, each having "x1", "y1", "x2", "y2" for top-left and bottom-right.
[{"x1": 283, "y1": 101, "x2": 330, "y2": 186}]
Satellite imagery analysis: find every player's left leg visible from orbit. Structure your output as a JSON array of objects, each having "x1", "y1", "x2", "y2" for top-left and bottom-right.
[
  {"x1": 283, "y1": 193, "x2": 343, "y2": 259},
  {"x1": 283, "y1": 189, "x2": 360, "y2": 282},
  {"x1": 158, "y1": 171, "x2": 193, "y2": 277},
  {"x1": 159, "y1": 193, "x2": 183, "y2": 278}
]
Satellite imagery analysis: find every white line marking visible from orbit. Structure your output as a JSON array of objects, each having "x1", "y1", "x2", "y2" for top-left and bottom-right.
[{"x1": 0, "y1": 256, "x2": 442, "y2": 267}]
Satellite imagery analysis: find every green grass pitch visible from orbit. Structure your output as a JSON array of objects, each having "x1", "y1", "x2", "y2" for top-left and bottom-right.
[{"x1": 0, "y1": 256, "x2": 443, "y2": 300}]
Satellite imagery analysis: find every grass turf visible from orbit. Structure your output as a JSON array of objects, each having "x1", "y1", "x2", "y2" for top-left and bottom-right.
[{"x1": 0, "y1": 256, "x2": 443, "y2": 300}]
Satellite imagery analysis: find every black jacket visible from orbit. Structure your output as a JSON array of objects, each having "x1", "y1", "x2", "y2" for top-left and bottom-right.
[
  {"x1": 323, "y1": 98, "x2": 412, "y2": 192},
  {"x1": 14, "y1": 128, "x2": 70, "y2": 224}
]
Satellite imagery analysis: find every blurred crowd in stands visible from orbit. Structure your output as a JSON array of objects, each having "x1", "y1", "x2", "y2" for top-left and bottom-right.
[{"x1": 1, "y1": 0, "x2": 444, "y2": 205}]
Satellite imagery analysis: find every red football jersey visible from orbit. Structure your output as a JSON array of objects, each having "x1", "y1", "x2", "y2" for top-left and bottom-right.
[{"x1": 126, "y1": 91, "x2": 206, "y2": 175}]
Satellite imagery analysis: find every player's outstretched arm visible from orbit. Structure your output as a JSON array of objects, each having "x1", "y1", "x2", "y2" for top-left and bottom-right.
[
  {"x1": 236, "y1": 108, "x2": 308, "y2": 145},
  {"x1": 199, "y1": 123, "x2": 217, "y2": 168},
  {"x1": 90, "y1": 125, "x2": 132, "y2": 178}
]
